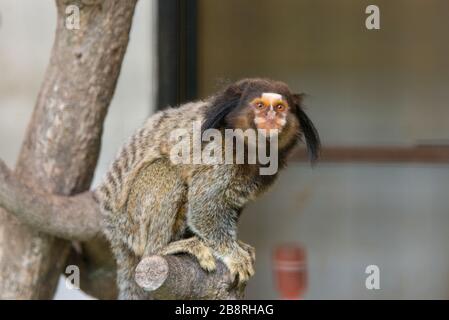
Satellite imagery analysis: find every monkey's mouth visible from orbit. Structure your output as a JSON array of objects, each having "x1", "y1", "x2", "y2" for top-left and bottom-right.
[{"x1": 255, "y1": 119, "x2": 283, "y2": 132}]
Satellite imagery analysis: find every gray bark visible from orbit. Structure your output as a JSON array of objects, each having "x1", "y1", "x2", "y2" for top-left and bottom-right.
[{"x1": 0, "y1": 0, "x2": 137, "y2": 299}]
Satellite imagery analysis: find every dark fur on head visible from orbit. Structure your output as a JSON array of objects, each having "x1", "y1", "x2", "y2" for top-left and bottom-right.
[{"x1": 202, "y1": 78, "x2": 321, "y2": 163}]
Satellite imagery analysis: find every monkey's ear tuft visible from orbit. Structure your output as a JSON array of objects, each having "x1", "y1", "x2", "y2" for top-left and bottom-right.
[
  {"x1": 201, "y1": 97, "x2": 240, "y2": 132},
  {"x1": 201, "y1": 82, "x2": 248, "y2": 133},
  {"x1": 292, "y1": 93, "x2": 321, "y2": 163}
]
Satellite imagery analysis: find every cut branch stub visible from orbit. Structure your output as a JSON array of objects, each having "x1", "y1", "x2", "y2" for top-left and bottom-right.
[
  {"x1": 135, "y1": 256, "x2": 170, "y2": 292},
  {"x1": 135, "y1": 255, "x2": 245, "y2": 300}
]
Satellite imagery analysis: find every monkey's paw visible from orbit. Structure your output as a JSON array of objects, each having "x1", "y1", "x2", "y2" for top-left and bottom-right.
[
  {"x1": 160, "y1": 237, "x2": 217, "y2": 272},
  {"x1": 221, "y1": 244, "x2": 255, "y2": 284},
  {"x1": 237, "y1": 240, "x2": 256, "y2": 264}
]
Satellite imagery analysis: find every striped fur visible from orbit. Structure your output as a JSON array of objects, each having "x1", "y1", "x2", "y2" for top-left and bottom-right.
[
  {"x1": 95, "y1": 78, "x2": 320, "y2": 299},
  {"x1": 96, "y1": 100, "x2": 210, "y2": 215}
]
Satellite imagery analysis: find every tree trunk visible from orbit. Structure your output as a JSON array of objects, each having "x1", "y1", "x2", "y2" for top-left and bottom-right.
[{"x1": 0, "y1": 0, "x2": 138, "y2": 299}]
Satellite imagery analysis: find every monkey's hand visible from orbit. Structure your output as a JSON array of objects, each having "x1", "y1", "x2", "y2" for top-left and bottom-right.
[
  {"x1": 219, "y1": 241, "x2": 255, "y2": 284},
  {"x1": 160, "y1": 237, "x2": 217, "y2": 272},
  {"x1": 238, "y1": 240, "x2": 256, "y2": 263}
]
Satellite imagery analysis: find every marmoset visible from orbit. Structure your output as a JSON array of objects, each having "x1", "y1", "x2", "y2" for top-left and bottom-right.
[{"x1": 96, "y1": 78, "x2": 320, "y2": 299}]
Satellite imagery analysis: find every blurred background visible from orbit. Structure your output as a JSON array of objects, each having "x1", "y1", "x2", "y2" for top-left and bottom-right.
[{"x1": 1, "y1": 0, "x2": 449, "y2": 299}]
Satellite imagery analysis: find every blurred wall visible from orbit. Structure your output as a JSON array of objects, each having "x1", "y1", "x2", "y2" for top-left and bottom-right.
[
  {"x1": 0, "y1": 0, "x2": 156, "y2": 299},
  {"x1": 240, "y1": 164, "x2": 449, "y2": 299},
  {"x1": 197, "y1": 0, "x2": 449, "y2": 299},
  {"x1": 198, "y1": 0, "x2": 449, "y2": 145}
]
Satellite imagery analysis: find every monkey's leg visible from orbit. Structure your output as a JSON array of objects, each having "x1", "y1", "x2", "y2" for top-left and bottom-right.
[
  {"x1": 185, "y1": 167, "x2": 256, "y2": 284},
  {"x1": 159, "y1": 236, "x2": 216, "y2": 272},
  {"x1": 131, "y1": 161, "x2": 217, "y2": 273},
  {"x1": 112, "y1": 159, "x2": 185, "y2": 299},
  {"x1": 137, "y1": 163, "x2": 188, "y2": 258}
]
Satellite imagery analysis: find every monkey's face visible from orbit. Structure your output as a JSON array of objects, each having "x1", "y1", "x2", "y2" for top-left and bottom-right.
[
  {"x1": 226, "y1": 89, "x2": 301, "y2": 145},
  {"x1": 249, "y1": 92, "x2": 291, "y2": 135},
  {"x1": 202, "y1": 78, "x2": 321, "y2": 162}
]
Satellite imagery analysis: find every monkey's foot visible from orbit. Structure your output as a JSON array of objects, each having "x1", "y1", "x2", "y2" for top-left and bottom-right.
[
  {"x1": 220, "y1": 243, "x2": 255, "y2": 284},
  {"x1": 160, "y1": 237, "x2": 217, "y2": 272}
]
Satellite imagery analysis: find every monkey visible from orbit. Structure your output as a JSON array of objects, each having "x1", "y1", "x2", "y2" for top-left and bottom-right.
[{"x1": 96, "y1": 78, "x2": 320, "y2": 299}]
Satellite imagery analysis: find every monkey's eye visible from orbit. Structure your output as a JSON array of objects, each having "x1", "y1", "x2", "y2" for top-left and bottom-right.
[
  {"x1": 255, "y1": 102, "x2": 265, "y2": 109},
  {"x1": 276, "y1": 104, "x2": 286, "y2": 111}
]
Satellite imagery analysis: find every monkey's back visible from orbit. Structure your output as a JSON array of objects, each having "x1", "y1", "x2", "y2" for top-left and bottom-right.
[{"x1": 96, "y1": 99, "x2": 210, "y2": 218}]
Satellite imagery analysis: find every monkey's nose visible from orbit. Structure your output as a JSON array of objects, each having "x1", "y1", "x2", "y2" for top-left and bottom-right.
[{"x1": 267, "y1": 110, "x2": 276, "y2": 120}]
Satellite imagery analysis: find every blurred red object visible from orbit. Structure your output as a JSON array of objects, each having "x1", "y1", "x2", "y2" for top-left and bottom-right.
[{"x1": 273, "y1": 244, "x2": 307, "y2": 299}]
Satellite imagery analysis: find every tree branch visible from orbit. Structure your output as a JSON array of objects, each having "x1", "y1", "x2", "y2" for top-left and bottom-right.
[
  {"x1": 135, "y1": 255, "x2": 245, "y2": 300},
  {"x1": 0, "y1": 159, "x2": 101, "y2": 241}
]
